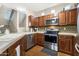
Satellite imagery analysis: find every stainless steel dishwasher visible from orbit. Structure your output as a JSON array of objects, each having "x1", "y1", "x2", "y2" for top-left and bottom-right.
[{"x1": 26, "y1": 34, "x2": 35, "y2": 50}]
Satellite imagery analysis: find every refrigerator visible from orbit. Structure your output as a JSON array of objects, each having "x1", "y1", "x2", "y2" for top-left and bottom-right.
[{"x1": 75, "y1": 4, "x2": 79, "y2": 56}]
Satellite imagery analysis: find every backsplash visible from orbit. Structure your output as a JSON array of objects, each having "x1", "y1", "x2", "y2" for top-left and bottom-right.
[
  {"x1": 48, "y1": 25, "x2": 77, "y2": 33},
  {"x1": 59, "y1": 26, "x2": 77, "y2": 33}
]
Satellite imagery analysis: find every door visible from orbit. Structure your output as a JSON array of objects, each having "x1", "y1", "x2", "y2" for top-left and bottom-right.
[
  {"x1": 58, "y1": 11, "x2": 66, "y2": 25},
  {"x1": 69, "y1": 8, "x2": 77, "y2": 25},
  {"x1": 58, "y1": 35, "x2": 73, "y2": 55}
]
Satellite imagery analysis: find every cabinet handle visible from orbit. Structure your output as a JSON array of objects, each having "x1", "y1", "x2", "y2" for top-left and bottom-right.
[{"x1": 75, "y1": 43, "x2": 79, "y2": 53}]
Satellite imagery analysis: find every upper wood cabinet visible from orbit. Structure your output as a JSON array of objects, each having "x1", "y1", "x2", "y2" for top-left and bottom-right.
[
  {"x1": 68, "y1": 8, "x2": 77, "y2": 25},
  {"x1": 38, "y1": 16, "x2": 46, "y2": 27},
  {"x1": 58, "y1": 8, "x2": 77, "y2": 25},
  {"x1": 29, "y1": 14, "x2": 54, "y2": 27},
  {"x1": 29, "y1": 15, "x2": 38, "y2": 27},
  {"x1": 58, "y1": 11, "x2": 66, "y2": 25}
]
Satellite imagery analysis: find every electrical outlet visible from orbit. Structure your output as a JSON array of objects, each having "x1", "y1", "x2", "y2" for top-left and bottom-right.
[{"x1": 64, "y1": 27, "x2": 66, "y2": 30}]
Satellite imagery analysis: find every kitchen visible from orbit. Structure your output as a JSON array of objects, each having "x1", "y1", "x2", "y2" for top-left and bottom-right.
[{"x1": 0, "y1": 3, "x2": 79, "y2": 56}]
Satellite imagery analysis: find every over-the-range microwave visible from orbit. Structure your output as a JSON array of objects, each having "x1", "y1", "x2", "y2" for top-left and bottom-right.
[{"x1": 45, "y1": 17, "x2": 59, "y2": 26}]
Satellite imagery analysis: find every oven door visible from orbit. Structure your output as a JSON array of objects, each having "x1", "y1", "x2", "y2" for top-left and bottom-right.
[{"x1": 45, "y1": 35, "x2": 57, "y2": 43}]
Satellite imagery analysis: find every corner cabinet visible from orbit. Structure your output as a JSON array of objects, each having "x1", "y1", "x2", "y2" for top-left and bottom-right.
[
  {"x1": 29, "y1": 15, "x2": 38, "y2": 27},
  {"x1": 58, "y1": 35, "x2": 74, "y2": 55}
]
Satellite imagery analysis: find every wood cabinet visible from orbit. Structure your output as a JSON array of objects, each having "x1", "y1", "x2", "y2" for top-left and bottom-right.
[
  {"x1": 29, "y1": 14, "x2": 54, "y2": 27},
  {"x1": 20, "y1": 35, "x2": 27, "y2": 56},
  {"x1": 59, "y1": 8, "x2": 77, "y2": 25},
  {"x1": 58, "y1": 11, "x2": 66, "y2": 25},
  {"x1": 58, "y1": 35, "x2": 74, "y2": 55},
  {"x1": 29, "y1": 15, "x2": 38, "y2": 27},
  {"x1": 38, "y1": 16, "x2": 45, "y2": 27},
  {"x1": 33, "y1": 33, "x2": 44, "y2": 46},
  {"x1": 68, "y1": 8, "x2": 77, "y2": 25},
  {"x1": 7, "y1": 39, "x2": 20, "y2": 56},
  {"x1": 0, "y1": 50, "x2": 8, "y2": 56}
]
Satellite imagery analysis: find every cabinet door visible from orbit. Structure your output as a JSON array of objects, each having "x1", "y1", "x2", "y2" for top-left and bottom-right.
[
  {"x1": 35, "y1": 17, "x2": 38, "y2": 26},
  {"x1": 58, "y1": 12, "x2": 66, "y2": 25},
  {"x1": 65, "y1": 37, "x2": 73, "y2": 54},
  {"x1": 20, "y1": 35, "x2": 27, "y2": 56},
  {"x1": 38, "y1": 17, "x2": 44, "y2": 27},
  {"x1": 37, "y1": 33, "x2": 44, "y2": 46},
  {"x1": 33, "y1": 33, "x2": 44, "y2": 46},
  {"x1": 0, "y1": 50, "x2": 8, "y2": 56},
  {"x1": 58, "y1": 38, "x2": 66, "y2": 52},
  {"x1": 58, "y1": 35, "x2": 73, "y2": 55},
  {"x1": 8, "y1": 40, "x2": 20, "y2": 56},
  {"x1": 29, "y1": 15, "x2": 38, "y2": 27},
  {"x1": 69, "y1": 8, "x2": 77, "y2": 25}
]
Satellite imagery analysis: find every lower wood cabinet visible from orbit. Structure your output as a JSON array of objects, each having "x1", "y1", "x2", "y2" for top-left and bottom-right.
[
  {"x1": 33, "y1": 33, "x2": 44, "y2": 46},
  {"x1": 58, "y1": 35, "x2": 74, "y2": 55},
  {"x1": 7, "y1": 40, "x2": 20, "y2": 56},
  {"x1": 20, "y1": 35, "x2": 27, "y2": 56}
]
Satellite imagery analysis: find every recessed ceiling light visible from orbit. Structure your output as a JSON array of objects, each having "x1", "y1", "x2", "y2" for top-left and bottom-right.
[
  {"x1": 41, "y1": 13, "x2": 45, "y2": 16},
  {"x1": 51, "y1": 10, "x2": 55, "y2": 13}
]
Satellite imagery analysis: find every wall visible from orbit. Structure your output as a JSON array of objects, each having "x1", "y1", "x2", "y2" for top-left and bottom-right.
[
  {"x1": 48, "y1": 25, "x2": 77, "y2": 33},
  {"x1": 34, "y1": 3, "x2": 74, "y2": 17},
  {"x1": 0, "y1": 6, "x2": 9, "y2": 25}
]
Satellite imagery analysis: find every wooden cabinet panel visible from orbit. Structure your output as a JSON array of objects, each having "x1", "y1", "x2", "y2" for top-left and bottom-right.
[
  {"x1": 38, "y1": 16, "x2": 45, "y2": 27},
  {"x1": 59, "y1": 8, "x2": 77, "y2": 25},
  {"x1": 69, "y1": 8, "x2": 77, "y2": 25},
  {"x1": 58, "y1": 11, "x2": 66, "y2": 25},
  {"x1": 29, "y1": 15, "x2": 38, "y2": 27},
  {"x1": 0, "y1": 50, "x2": 8, "y2": 56},
  {"x1": 7, "y1": 40, "x2": 20, "y2": 56},
  {"x1": 33, "y1": 33, "x2": 44, "y2": 46},
  {"x1": 58, "y1": 35, "x2": 74, "y2": 55},
  {"x1": 20, "y1": 35, "x2": 27, "y2": 56}
]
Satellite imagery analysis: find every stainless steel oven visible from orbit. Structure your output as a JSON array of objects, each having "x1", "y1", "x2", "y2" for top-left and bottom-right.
[{"x1": 44, "y1": 29, "x2": 59, "y2": 51}]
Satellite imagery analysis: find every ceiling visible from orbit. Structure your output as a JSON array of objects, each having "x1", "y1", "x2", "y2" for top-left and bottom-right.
[{"x1": 1, "y1": 3, "x2": 61, "y2": 12}]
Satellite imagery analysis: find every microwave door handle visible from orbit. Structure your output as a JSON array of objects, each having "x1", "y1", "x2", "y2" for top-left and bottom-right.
[{"x1": 75, "y1": 43, "x2": 79, "y2": 53}]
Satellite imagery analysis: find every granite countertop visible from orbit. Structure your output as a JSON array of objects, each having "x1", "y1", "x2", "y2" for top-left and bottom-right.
[
  {"x1": 0, "y1": 31, "x2": 77, "y2": 54},
  {"x1": 0, "y1": 31, "x2": 44, "y2": 54},
  {"x1": 58, "y1": 32, "x2": 78, "y2": 37}
]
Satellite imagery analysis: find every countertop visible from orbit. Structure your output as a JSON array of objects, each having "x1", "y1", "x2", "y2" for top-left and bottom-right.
[
  {"x1": 0, "y1": 31, "x2": 78, "y2": 54},
  {"x1": 58, "y1": 32, "x2": 78, "y2": 37},
  {"x1": 0, "y1": 31, "x2": 44, "y2": 54}
]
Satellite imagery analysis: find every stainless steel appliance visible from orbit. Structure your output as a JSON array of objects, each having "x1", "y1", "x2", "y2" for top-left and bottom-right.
[
  {"x1": 75, "y1": 4, "x2": 79, "y2": 55},
  {"x1": 44, "y1": 29, "x2": 59, "y2": 51},
  {"x1": 45, "y1": 17, "x2": 58, "y2": 26},
  {"x1": 26, "y1": 34, "x2": 35, "y2": 50}
]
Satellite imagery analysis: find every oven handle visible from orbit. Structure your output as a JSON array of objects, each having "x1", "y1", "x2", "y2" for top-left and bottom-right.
[
  {"x1": 75, "y1": 43, "x2": 79, "y2": 53},
  {"x1": 44, "y1": 34, "x2": 57, "y2": 36}
]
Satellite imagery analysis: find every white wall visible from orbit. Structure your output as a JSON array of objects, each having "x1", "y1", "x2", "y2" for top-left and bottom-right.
[{"x1": 34, "y1": 3, "x2": 74, "y2": 17}]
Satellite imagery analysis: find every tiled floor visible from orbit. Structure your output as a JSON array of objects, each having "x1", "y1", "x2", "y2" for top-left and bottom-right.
[{"x1": 25, "y1": 45, "x2": 70, "y2": 56}]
